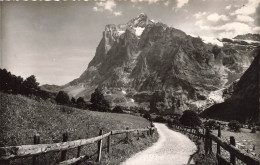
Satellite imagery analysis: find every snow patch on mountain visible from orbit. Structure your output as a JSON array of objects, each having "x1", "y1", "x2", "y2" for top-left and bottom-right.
[
  {"x1": 134, "y1": 27, "x2": 145, "y2": 36},
  {"x1": 208, "y1": 89, "x2": 224, "y2": 103},
  {"x1": 201, "y1": 36, "x2": 223, "y2": 46},
  {"x1": 118, "y1": 30, "x2": 125, "y2": 36}
]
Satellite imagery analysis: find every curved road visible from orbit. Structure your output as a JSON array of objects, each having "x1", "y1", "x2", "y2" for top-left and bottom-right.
[{"x1": 121, "y1": 123, "x2": 197, "y2": 165}]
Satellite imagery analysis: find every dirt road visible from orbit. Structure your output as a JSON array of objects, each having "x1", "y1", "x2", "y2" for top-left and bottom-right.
[{"x1": 121, "y1": 123, "x2": 197, "y2": 165}]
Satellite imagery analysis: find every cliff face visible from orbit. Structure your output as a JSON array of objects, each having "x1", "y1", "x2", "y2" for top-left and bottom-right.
[
  {"x1": 62, "y1": 14, "x2": 259, "y2": 113},
  {"x1": 201, "y1": 53, "x2": 260, "y2": 122}
]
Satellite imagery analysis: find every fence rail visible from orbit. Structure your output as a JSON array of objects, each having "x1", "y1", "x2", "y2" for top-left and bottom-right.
[
  {"x1": 170, "y1": 123, "x2": 260, "y2": 165},
  {"x1": 0, "y1": 125, "x2": 156, "y2": 165}
]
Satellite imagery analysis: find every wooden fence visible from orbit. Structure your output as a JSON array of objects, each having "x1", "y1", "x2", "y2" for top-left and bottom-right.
[
  {"x1": 0, "y1": 125, "x2": 156, "y2": 165},
  {"x1": 170, "y1": 124, "x2": 260, "y2": 165}
]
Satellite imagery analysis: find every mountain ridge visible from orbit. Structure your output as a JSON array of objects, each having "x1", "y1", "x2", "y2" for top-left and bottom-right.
[{"x1": 55, "y1": 13, "x2": 259, "y2": 113}]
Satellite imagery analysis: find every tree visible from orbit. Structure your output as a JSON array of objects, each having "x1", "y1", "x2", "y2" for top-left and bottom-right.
[
  {"x1": 112, "y1": 106, "x2": 123, "y2": 113},
  {"x1": 143, "y1": 113, "x2": 151, "y2": 121},
  {"x1": 179, "y1": 110, "x2": 202, "y2": 127},
  {"x1": 228, "y1": 120, "x2": 241, "y2": 132},
  {"x1": 71, "y1": 97, "x2": 76, "y2": 105},
  {"x1": 23, "y1": 75, "x2": 39, "y2": 90},
  {"x1": 76, "y1": 97, "x2": 86, "y2": 108},
  {"x1": 90, "y1": 88, "x2": 110, "y2": 112},
  {"x1": 55, "y1": 91, "x2": 70, "y2": 105}
]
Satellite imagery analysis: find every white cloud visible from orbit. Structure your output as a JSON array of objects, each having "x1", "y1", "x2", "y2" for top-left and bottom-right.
[
  {"x1": 231, "y1": 0, "x2": 260, "y2": 16},
  {"x1": 96, "y1": 0, "x2": 116, "y2": 12},
  {"x1": 164, "y1": 0, "x2": 170, "y2": 6},
  {"x1": 93, "y1": 6, "x2": 103, "y2": 12},
  {"x1": 214, "y1": 22, "x2": 252, "y2": 36},
  {"x1": 113, "y1": 11, "x2": 122, "y2": 16},
  {"x1": 194, "y1": 11, "x2": 207, "y2": 19},
  {"x1": 207, "y1": 13, "x2": 229, "y2": 22},
  {"x1": 236, "y1": 15, "x2": 254, "y2": 22},
  {"x1": 93, "y1": 0, "x2": 122, "y2": 16},
  {"x1": 253, "y1": 27, "x2": 260, "y2": 32},
  {"x1": 225, "y1": 5, "x2": 231, "y2": 10},
  {"x1": 195, "y1": 20, "x2": 210, "y2": 30},
  {"x1": 130, "y1": 0, "x2": 160, "y2": 3},
  {"x1": 176, "y1": 0, "x2": 189, "y2": 8},
  {"x1": 218, "y1": 31, "x2": 236, "y2": 39}
]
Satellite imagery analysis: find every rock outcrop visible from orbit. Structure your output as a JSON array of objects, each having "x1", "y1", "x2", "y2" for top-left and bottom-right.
[{"x1": 201, "y1": 53, "x2": 260, "y2": 122}]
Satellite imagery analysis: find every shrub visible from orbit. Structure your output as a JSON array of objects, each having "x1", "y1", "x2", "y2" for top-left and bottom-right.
[
  {"x1": 71, "y1": 97, "x2": 76, "y2": 105},
  {"x1": 76, "y1": 97, "x2": 86, "y2": 109},
  {"x1": 112, "y1": 106, "x2": 123, "y2": 113},
  {"x1": 228, "y1": 120, "x2": 241, "y2": 132},
  {"x1": 154, "y1": 116, "x2": 166, "y2": 123},
  {"x1": 179, "y1": 110, "x2": 202, "y2": 127},
  {"x1": 55, "y1": 91, "x2": 70, "y2": 105},
  {"x1": 143, "y1": 113, "x2": 151, "y2": 121},
  {"x1": 204, "y1": 120, "x2": 218, "y2": 130}
]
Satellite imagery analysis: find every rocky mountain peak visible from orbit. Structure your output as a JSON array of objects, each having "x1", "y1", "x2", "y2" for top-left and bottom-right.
[
  {"x1": 63, "y1": 14, "x2": 258, "y2": 115},
  {"x1": 126, "y1": 13, "x2": 150, "y2": 28}
]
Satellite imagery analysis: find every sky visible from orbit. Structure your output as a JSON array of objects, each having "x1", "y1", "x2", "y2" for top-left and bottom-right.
[{"x1": 1, "y1": 0, "x2": 260, "y2": 85}]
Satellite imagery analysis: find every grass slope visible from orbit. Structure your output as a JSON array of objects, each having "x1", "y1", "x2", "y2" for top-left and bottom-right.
[{"x1": 0, "y1": 92, "x2": 158, "y2": 165}]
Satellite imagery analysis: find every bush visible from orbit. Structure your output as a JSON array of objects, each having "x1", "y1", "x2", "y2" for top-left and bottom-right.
[
  {"x1": 179, "y1": 110, "x2": 202, "y2": 127},
  {"x1": 204, "y1": 120, "x2": 218, "y2": 130},
  {"x1": 55, "y1": 91, "x2": 70, "y2": 105},
  {"x1": 143, "y1": 113, "x2": 151, "y2": 121},
  {"x1": 112, "y1": 106, "x2": 123, "y2": 113},
  {"x1": 154, "y1": 116, "x2": 166, "y2": 123},
  {"x1": 228, "y1": 120, "x2": 241, "y2": 132}
]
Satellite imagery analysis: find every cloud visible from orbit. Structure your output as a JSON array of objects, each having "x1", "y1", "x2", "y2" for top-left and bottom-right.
[
  {"x1": 253, "y1": 27, "x2": 260, "y2": 33},
  {"x1": 207, "y1": 13, "x2": 229, "y2": 22},
  {"x1": 214, "y1": 22, "x2": 252, "y2": 36},
  {"x1": 176, "y1": 0, "x2": 189, "y2": 8},
  {"x1": 225, "y1": 5, "x2": 231, "y2": 10},
  {"x1": 236, "y1": 15, "x2": 254, "y2": 22},
  {"x1": 113, "y1": 11, "x2": 122, "y2": 16},
  {"x1": 195, "y1": 20, "x2": 210, "y2": 30},
  {"x1": 194, "y1": 11, "x2": 207, "y2": 19},
  {"x1": 231, "y1": 0, "x2": 260, "y2": 16},
  {"x1": 93, "y1": 0, "x2": 122, "y2": 16},
  {"x1": 164, "y1": 0, "x2": 170, "y2": 6},
  {"x1": 96, "y1": 0, "x2": 116, "y2": 12},
  {"x1": 130, "y1": 0, "x2": 160, "y2": 3}
]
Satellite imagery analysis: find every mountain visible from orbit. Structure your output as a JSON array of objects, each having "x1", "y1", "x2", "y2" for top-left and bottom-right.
[
  {"x1": 200, "y1": 53, "x2": 260, "y2": 122},
  {"x1": 234, "y1": 33, "x2": 260, "y2": 41},
  {"x1": 60, "y1": 14, "x2": 258, "y2": 113},
  {"x1": 40, "y1": 84, "x2": 61, "y2": 94}
]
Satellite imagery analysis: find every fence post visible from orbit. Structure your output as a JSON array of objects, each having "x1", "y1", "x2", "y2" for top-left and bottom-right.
[
  {"x1": 205, "y1": 128, "x2": 212, "y2": 155},
  {"x1": 202, "y1": 128, "x2": 205, "y2": 142},
  {"x1": 107, "y1": 132, "x2": 111, "y2": 154},
  {"x1": 61, "y1": 133, "x2": 68, "y2": 162},
  {"x1": 217, "y1": 126, "x2": 221, "y2": 155},
  {"x1": 96, "y1": 129, "x2": 103, "y2": 162},
  {"x1": 32, "y1": 134, "x2": 40, "y2": 165},
  {"x1": 230, "y1": 136, "x2": 236, "y2": 165},
  {"x1": 77, "y1": 137, "x2": 81, "y2": 158},
  {"x1": 126, "y1": 127, "x2": 129, "y2": 141},
  {"x1": 137, "y1": 130, "x2": 140, "y2": 140}
]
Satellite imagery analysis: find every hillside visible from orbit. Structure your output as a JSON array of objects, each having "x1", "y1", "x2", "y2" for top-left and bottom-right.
[
  {"x1": 58, "y1": 13, "x2": 258, "y2": 113},
  {"x1": 0, "y1": 92, "x2": 157, "y2": 164},
  {"x1": 234, "y1": 33, "x2": 260, "y2": 41},
  {"x1": 200, "y1": 53, "x2": 260, "y2": 122}
]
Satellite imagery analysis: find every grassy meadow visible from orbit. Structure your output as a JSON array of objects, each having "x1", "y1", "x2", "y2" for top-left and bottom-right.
[{"x1": 0, "y1": 92, "x2": 158, "y2": 165}]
